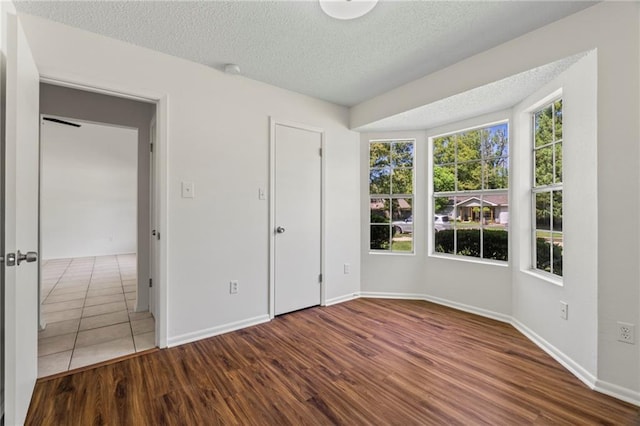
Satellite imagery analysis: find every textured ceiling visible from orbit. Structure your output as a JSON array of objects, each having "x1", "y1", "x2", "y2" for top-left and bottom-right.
[
  {"x1": 355, "y1": 52, "x2": 587, "y2": 132},
  {"x1": 14, "y1": 1, "x2": 594, "y2": 107}
]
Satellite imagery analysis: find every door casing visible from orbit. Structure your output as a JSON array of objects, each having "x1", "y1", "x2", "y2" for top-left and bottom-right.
[
  {"x1": 268, "y1": 118, "x2": 326, "y2": 318},
  {"x1": 38, "y1": 75, "x2": 169, "y2": 348}
]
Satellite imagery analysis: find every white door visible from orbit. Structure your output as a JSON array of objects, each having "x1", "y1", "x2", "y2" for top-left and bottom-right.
[
  {"x1": 2, "y1": 11, "x2": 40, "y2": 426},
  {"x1": 273, "y1": 122, "x2": 322, "y2": 316}
]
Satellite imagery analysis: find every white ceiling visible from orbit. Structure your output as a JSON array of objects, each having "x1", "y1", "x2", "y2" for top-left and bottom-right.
[
  {"x1": 355, "y1": 52, "x2": 587, "y2": 132},
  {"x1": 15, "y1": 1, "x2": 594, "y2": 107}
]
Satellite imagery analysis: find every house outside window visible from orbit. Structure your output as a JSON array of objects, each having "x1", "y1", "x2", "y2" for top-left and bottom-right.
[
  {"x1": 369, "y1": 139, "x2": 415, "y2": 253},
  {"x1": 532, "y1": 99, "x2": 563, "y2": 277},
  {"x1": 432, "y1": 122, "x2": 509, "y2": 261}
]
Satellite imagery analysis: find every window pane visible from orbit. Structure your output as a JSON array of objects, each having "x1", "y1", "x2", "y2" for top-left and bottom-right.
[
  {"x1": 390, "y1": 198, "x2": 412, "y2": 252},
  {"x1": 392, "y1": 237, "x2": 412, "y2": 252},
  {"x1": 370, "y1": 225, "x2": 390, "y2": 250},
  {"x1": 456, "y1": 192, "x2": 483, "y2": 224},
  {"x1": 536, "y1": 230, "x2": 552, "y2": 272},
  {"x1": 370, "y1": 142, "x2": 390, "y2": 168},
  {"x1": 483, "y1": 229, "x2": 508, "y2": 261},
  {"x1": 457, "y1": 227, "x2": 480, "y2": 258},
  {"x1": 482, "y1": 124, "x2": 509, "y2": 159},
  {"x1": 392, "y1": 168, "x2": 413, "y2": 194},
  {"x1": 534, "y1": 106, "x2": 553, "y2": 147},
  {"x1": 552, "y1": 241, "x2": 563, "y2": 277},
  {"x1": 554, "y1": 99, "x2": 563, "y2": 141},
  {"x1": 433, "y1": 164, "x2": 455, "y2": 192},
  {"x1": 392, "y1": 141, "x2": 413, "y2": 168},
  {"x1": 457, "y1": 130, "x2": 481, "y2": 162},
  {"x1": 483, "y1": 157, "x2": 509, "y2": 189},
  {"x1": 391, "y1": 198, "x2": 412, "y2": 222},
  {"x1": 369, "y1": 167, "x2": 390, "y2": 194},
  {"x1": 370, "y1": 198, "x2": 390, "y2": 224},
  {"x1": 535, "y1": 192, "x2": 551, "y2": 230},
  {"x1": 457, "y1": 160, "x2": 481, "y2": 190},
  {"x1": 552, "y1": 191, "x2": 562, "y2": 232},
  {"x1": 554, "y1": 142, "x2": 563, "y2": 184},
  {"x1": 483, "y1": 192, "x2": 509, "y2": 229},
  {"x1": 433, "y1": 136, "x2": 455, "y2": 165},
  {"x1": 434, "y1": 196, "x2": 454, "y2": 219},
  {"x1": 434, "y1": 230, "x2": 454, "y2": 254},
  {"x1": 535, "y1": 146, "x2": 553, "y2": 186}
]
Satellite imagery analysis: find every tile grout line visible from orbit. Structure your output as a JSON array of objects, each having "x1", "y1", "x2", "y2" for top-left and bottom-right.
[
  {"x1": 68, "y1": 256, "x2": 97, "y2": 372},
  {"x1": 39, "y1": 255, "x2": 148, "y2": 376},
  {"x1": 40, "y1": 257, "x2": 73, "y2": 304},
  {"x1": 118, "y1": 254, "x2": 138, "y2": 352}
]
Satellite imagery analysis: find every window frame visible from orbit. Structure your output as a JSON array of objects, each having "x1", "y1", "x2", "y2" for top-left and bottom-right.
[
  {"x1": 531, "y1": 98, "x2": 563, "y2": 280},
  {"x1": 430, "y1": 119, "x2": 510, "y2": 264},
  {"x1": 368, "y1": 138, "x2": 416, "y2": 254}
]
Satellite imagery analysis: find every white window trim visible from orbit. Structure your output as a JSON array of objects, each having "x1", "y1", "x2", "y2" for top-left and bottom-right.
[
  {"x1": 428, "y1": 119, "x2": 510, "y2": 264},
  {"x1": 530, "y1": 96, "x2": 564, "y2": 279},
  {"x1": 368, "y1": 138, "x2": 416, "y2": 254}
]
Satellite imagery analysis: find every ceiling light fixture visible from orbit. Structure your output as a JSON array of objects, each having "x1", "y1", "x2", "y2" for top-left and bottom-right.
[{"x1": 319, "y1": 0, "x2": 378, "y2": 20}]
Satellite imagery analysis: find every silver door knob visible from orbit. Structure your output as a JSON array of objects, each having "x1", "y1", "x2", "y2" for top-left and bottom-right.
[
  {"x1": 276, "y1": 226, "x2": 286, "y2": 234},
  {"x1": 16, "y1": 250, "x2": 37, "y2": 265}
]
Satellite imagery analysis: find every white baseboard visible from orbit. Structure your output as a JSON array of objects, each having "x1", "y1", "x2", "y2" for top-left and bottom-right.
[
  {"x1": 594, "y1": 379, "x2": 640, "y2": 407},
  {"x1": 355, "y1": 291, "x2": 639, "y2": 407},
  {"x1": 360, "y1": 291, "x2": 426, "y2": 300},
  {"x1": 360, "y1": 291, "x2": 510, "y2": 323},
  {"x1": 167, "y1": 314, "x2": 271, "y2": 347},
  {"x1": 420, "y1": 294, "x2": 512, "y2": 324},
  {"x1": 324, "y1": 293, "x2": 360, "y2": 306},
  {"x1": 511, "y1": 319, "x2": 598, "y2": 389},
  {"x1": 163, "y1": 293, "x2": 639, "y2": 407}
]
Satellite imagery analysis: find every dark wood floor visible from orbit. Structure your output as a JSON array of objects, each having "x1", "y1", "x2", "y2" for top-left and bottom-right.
[{"x1": 27, "y1": 298, "x2": 640, "y2": 425}]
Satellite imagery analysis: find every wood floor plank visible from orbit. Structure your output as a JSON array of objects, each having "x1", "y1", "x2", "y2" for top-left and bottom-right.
[{"x1": 26, "y1": 299, "x2": 640, "y2": 425}]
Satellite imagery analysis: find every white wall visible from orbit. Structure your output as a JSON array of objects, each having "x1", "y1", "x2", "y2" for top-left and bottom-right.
[
  {"x1": 41, "y1": 119, "x2": 138, "y2": 259},
  {"x1": 512, "y1": 52, "x2": 599, "y2": 383},
  {"x1": 353, "y1": 2, "x2": 639, "y2": 402},
  {"x1": 18, "y1": 13, "x2": 361, "y2": 344}
]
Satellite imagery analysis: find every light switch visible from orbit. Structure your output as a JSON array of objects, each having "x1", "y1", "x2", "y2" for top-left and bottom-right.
[
  {"x1": 258, "y1": 188, "x2": 266, "y2": 200},
  {"x1": 182, "y1": 182, "x2": 195, "y2": 198}
]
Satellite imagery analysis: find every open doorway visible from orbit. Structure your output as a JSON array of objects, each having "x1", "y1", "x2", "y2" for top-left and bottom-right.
[{"x1": 36, "y1": 84, "x2": 157, "y2": 377}]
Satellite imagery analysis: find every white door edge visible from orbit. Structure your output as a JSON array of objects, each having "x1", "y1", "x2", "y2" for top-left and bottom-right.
[{"x1": 268, "y1": 117, "x2": 326, "y2": 319}]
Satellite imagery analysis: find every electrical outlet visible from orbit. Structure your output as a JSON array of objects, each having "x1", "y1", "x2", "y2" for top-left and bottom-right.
[
  {"x1": 229, "y1": 280, "x2": 239, "y2": 294},
  {"x1": 181, "y1": 182, "x2": 195, "y2": 198},
  {"x1": 344, "y1": 263, "x2": 351, "y2": 274},
  {"x1": 559, "y1": 301, "x2": 568, "y2": 320},
  {"x1": 617, "y1": 322, "x2": 635, "y2": 344}
]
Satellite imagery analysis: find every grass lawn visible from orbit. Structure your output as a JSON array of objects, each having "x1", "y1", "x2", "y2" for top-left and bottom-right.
[
  {"x1": 536, "y1": 230, "x2": 563, "y2": 241},
  {"x1": 391, "y1": 239, "x2": 413, "y2": 252}
]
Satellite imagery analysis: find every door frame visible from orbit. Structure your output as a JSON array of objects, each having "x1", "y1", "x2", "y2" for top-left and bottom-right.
[
  {"x1": 148, "y1": 114, "x2": 157, "y2": 318},
  {"x1": 268, "y1": 118, "x2": 326, "y2": 319},
  {"x1": 38, "y1": 74, "x2": 169, "y2": 348}
]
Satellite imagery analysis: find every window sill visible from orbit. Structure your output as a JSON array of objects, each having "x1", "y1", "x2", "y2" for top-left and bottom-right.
[
  {"x1": 369, "y1": 250, "x2": 415, "y2": 256},
  {"x1": 428, "y1": 252, "x2": 509, "y2": 267},
  {"x1": 520, "y1": 268, "x2": 563, "y2": 287}
]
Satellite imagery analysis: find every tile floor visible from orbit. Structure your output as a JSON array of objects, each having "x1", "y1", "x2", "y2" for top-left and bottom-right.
[{"x1": 38, "y1": 254, "x2": 155, "y2": 378}]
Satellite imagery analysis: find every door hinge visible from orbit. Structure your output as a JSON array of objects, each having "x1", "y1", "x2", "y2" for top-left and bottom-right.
[
  {"x1": 318, "y1": 273, "x2": 323, "y2": 283},
  {"x1": 150, "y1": 143, "x2": 154, "y2": 153},
  {"x1": 319, "y1": 147, "x2": 322, "y2": 157},
  {"x1": 149, "y1": 278, "x2": 153, "y2": 288}
]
